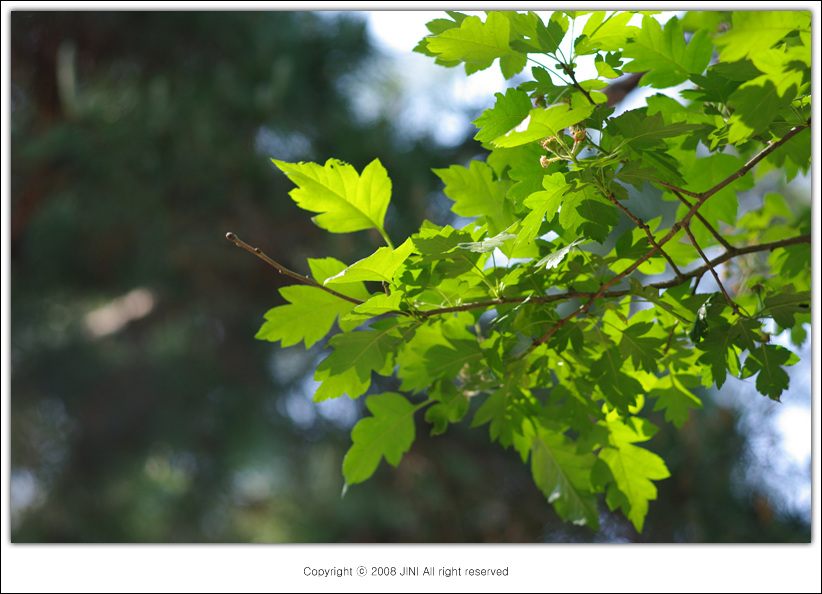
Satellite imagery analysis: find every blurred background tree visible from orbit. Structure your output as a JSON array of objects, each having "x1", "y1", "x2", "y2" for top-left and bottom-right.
[{"x1": 9, "y1": 10, "x2": 810, "y2": 543}]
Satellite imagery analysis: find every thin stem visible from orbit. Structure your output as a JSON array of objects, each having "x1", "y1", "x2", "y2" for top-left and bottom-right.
[
  {"x1": 657, "y1": 182, "x2": 701, "y2": 199},
  {"x1": 703, "y1": 118, "x2": 810, "y2": 200},
  {"x1": 657, "y1": 118, "x2": 811, "y2": 203},
  {"x1": 682, "y1": 223, "x2": 740, "y2": 316},
  {"x1": 668, "y1": 188, "x2": 734, "y2": 251},
  {"x1": 564, "y1": 64, "x2": 596, "y2": 106},
  {"x1": 414, "y1": 232, "x2": 810, "y2": 319},
  {"x1": 226, "y1": 232, "x2": 365, "y2": 306},
  {"x1": 601, "y1": 189, "x2": 684, "y2": 280}
]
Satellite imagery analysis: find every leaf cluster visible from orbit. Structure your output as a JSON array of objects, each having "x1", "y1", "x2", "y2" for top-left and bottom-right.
[{"x1": 243, "y1": 11, "x2": 810, "y2": 534}]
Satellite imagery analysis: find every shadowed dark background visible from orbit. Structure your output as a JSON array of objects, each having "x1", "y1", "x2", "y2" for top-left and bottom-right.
[{"x1": 9, "y1": 10, "x2": 811, "y2": 543}]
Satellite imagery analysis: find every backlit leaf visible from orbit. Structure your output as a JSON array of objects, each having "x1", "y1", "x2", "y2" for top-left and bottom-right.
[
  {"x1": 272, "y1": 158, "x2": 392, "y2": 244},
  {"x1": 343, "y1": 392, "x2": 422, "y2": 488},
  {"x1": 530, "y1": 424, "x2": 599, "y2": 529}
]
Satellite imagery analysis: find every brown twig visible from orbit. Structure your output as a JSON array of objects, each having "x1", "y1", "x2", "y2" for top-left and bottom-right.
[
  {"x1": 668, "y1": 188, "x2": 734, "y2": 251},
  {"x1": 657, "y1": 118, "x2": 811, "y2": 206},
  {"x1": 563, "y1": 64, "x2": 596, "y2": 106},
  {"x1": 226, "y1": 232, "x2": 365, "y2": 306},
  {"x1": 416, "y1": 233, "x2": 810, "y2": 320},
  {"x1": 602, "y1": 190, "x2": 684, "y2": 280},
  {"x1": 682, "y1": 223, "x2": 741, "y2": 315}
]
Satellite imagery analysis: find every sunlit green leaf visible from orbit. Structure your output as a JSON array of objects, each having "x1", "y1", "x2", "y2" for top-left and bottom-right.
[
  {"x1": 272, "y1": 158, "x2": 393, "y2": 245},
  {"x1": 622, "y1": 16, "x2": 712, "y2": 88},
  {"x1": 325, "y1": 239, "x2": 415, "y2": 285},
  {"x1": 493, "y1": 102, "x2": 596, "y2": 148},
  {"x1": 473, "y1": 88, "x2": 534, "y2": 143},
  {"x1": 343, "y1": 392, "x2": 422, "y2": 488}
]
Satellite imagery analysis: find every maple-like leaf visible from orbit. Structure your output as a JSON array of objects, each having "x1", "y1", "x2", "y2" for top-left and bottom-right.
[
  {"x1": 714, "y1": 11, "x2": 811, "y2": 63},
  {"x1": 255, "y1": 257, "x2": 370, "y2": 346},
  {"x1": 650, "y1": 374, "x2": 702, "y2": 429},
  {"x1": 272, "y1": 158, "x2": 394, "y2": 246},
  {"x1": 314, "y1": 318, "x2": 413, "y2": 400},
  {"x1": 342, "y1": 392, "x2": 422, "y2": 489},
  {"x1": 325, "y1": 239, "x2": 415, "y2": 286},
  {"x1": 424, "y1": 381, "x2": 470, "y2": 436},
  {"x1": 518, "y1": 172, "x2": 570, "y2": 247},
  {"x1": 622, "y1": 16, "x2": 712, "y2": 88},
  {"x1": 473, "y1": 88, "x2": 534, "y2": 144},
  {"x1": 598, "y1": 417, "x2": 670, "y2": 533},
  {"x1": 575, "y1": 11, "x2": 638, "y2": 55},
  {"x1": 760, "y1": 285, "x2": 811, "y2": 329},
  {"x1": 741, "y1": 344, "x2": 799, "y2": 401},
  {"x1": 530, "y1": 424, "x2": 600, "y2": 530},
  {"x1": 425, "y1": 12, "x2": 526, "y2": 77},
  {"x1": 493, "y1": 102, "x2": 596, "y2": 148},
  {"x1": 433, "y1": 160, "x2": 514, "y2": 234}
]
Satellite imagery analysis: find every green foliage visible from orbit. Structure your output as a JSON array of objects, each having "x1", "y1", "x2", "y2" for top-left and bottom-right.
[{"x1": 249, "y1": 11, "x2": 810, "y2": 534}]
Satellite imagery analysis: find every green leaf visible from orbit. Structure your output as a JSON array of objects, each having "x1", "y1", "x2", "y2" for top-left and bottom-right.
[
  {"x1": 471, "y1": 360, "x2": 529, "y2": 447},
  {"x1": 473, "y1": 88, "x2": 534, "y2": 143},
  {"x1": 313, "y1": 365, "x2": 370, "y2": 403},
  {"x1": 577, "y1": 198, "x2": 619, "y2": 244},
  {"x1": 425, "y1": 12, "x2": 526, "y2": 77},
  {"x1": 599, "y1": 416, "x2": 670, "y2": 532},
  {"x1": 615, "y1": 159, "x2": 658, "y2": 190},
  {"x1": 343, "y1": 291, "x2": 405, "y2": 322},
  {"x1": 575, "y1": 11, "x2": 638, "y2": 55},
  {"x1": 502, "y1": 144, "x2": 551, "y2": 203},
  {"x1": 608, "y1": 109, "x2": 703, "y2": 150},
  {"x1": 589, "y1": 347, "x2": 644, "y2": 413},
  {"x1": 342, "y1": 392, "x2": 422, "y2": 489},
  {"x1": 726, "y1": 79, "x2": 794, "y2": 143},
  {"x1": 651, "y1": 374, "x2": 703, "y2": 429},
  {"x1": 760, "y1": 285, "x2": 810, "y2": 329},
  {"x1": 434, "y1": 160, "x2": 514, "y2": 234},
  {"x1": 695, "y1": 317, "x2": 762, "y2": 389},
  {"x1": 397, "y1": 315, "x2": 483, "y2": 393},
  {"x1": 492, "y1": 102, "x2": 596, "y2": 148},
  {"x1": 413, "y1": 224, "x2": 474, "y2": 261},
  {"x1": 678, "y1": 153, "x2": 753, "y2": 235},
  {"x1": 622, "y1": 16, "x2": 712, "y2": 88},
  {"x1": 314, "y1": 318, "x2": 411, "y2": 400},
  {"x1": 325, "y1": 238, "x2": 414, "y2": 285},
  {"x1": 425, "y1": 381, "x2": 470, "y2": 436},
  {"x1": 535, "y1": 238, "x2": 584, "y2": 269},
  {"x1": 518, "y1": 173, "x2": 571, "y2": 246},
  {"x1": 741, "y1": 344, "x2": 799, "y2": 401},
  {"x1": 618, "y1": 321, "x2": 666, "y2": 374},
  {"x1": 533, "y1": 12, "x2": 568, "y2": 54},
  {"x1": 530, "y1": 424, "x2": 599, "y2": 529},
  {"x1": 255, "y1": 257, "x2": 371, "y2": 346},
  {"x1": 255, "y1": 286, "x2": 356, "y2": 348},
  {"x1": 714, "y1": 11, "x2": 811, "y2": 63},
  {"x1": 272, "y1": 158, "x2": 393, "y2": 246}
]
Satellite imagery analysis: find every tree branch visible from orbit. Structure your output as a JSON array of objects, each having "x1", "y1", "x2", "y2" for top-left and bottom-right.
[
  {"x1": 682, "y1": 223, "x2": 740, "y2": 315},
  {"x1": 414, "y1": 233, "x2": 809, "y2": 320},
  {"x1": 668, "y1": 188, "x2": 734, "y2": 251},
  {"x1": 225, "y1": 232, "x2": 365, "y2": 306},
  {"x1": 603, "y1": 190, "x2": 684, "y2": 280},
  {"x1": 656, "y1": 118, "x2": 811, "y2": 205},
  {"x1": 702, "y1": 118, "x2": 810, "y2": 201}
]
